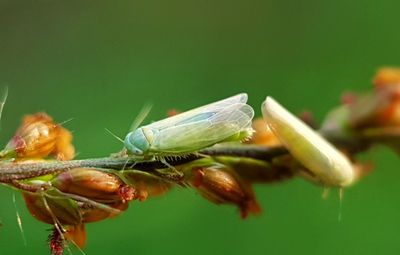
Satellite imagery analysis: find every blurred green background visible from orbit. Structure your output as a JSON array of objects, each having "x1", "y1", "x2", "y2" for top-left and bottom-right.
[{"x1": 1, "y1": 0, "x2": 400, "y2": 254}]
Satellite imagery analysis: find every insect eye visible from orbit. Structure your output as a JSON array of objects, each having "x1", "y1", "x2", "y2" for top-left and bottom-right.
[{"x1": 131, "y1": 147, "x2": 143, "y2": 155}]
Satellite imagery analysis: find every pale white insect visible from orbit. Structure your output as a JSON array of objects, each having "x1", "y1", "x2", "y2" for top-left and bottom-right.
[
  {"x1": 124, "y1": 93, "x2": 254, "y2": 158},
  {"x1": 262, "y1": 96, "x2": 355, "y2": 187}
]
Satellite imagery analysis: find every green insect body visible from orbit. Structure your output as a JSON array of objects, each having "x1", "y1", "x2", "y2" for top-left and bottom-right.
[{"x1": 124, "y1": 93, "x2": 254, "y2": 158}]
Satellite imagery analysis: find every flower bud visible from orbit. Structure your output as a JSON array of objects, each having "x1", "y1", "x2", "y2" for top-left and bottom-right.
[
  {"x1": 373, "y1": 67, "x2": 400, "y2": 89},
  {"x1": 183, "y1": 160, "x2": 261, "y2": 218},
  {"x1": 344, "y1": 68, "x2": 400, "y2": 128},
  {"x1": 48, "y1": 224, "x2": 87, "y2": 254},
  {"x1": 214, "y1": 156, "x2": 294, "y2": 183},
  {"x1": 167, "y1": 109, "x2": 180, "y2": 117},
  {"x1": 80, "y1": 201, "x2": 129, "y2": 223},
  {"x1": 373, "y1": 88, "x2": 400, "y2": 127},
  {"x1": 54, "y1": 126, "x2": 75, "y2": 161},
  {"x1": 122, "y1": 170, "x2": 171, "y2": 201},
  {"x1": 347, "y1": 87, "x2": 400, "y2": 128},
  {"x1": 0, "y1": 113, "x2": 75, "y2": 160},
  {"x1": 64, "y1": 224, "x2": 86, "y2": 248},
  {"x1": 246, "y1": 118, "x2": 281, "y2": 146},
  {"x1": 52, "y1": 168, "x2": 136, "y2": 203},
  {"x1": 23, "y1": 189, "x2": 82, "y2": 225}
]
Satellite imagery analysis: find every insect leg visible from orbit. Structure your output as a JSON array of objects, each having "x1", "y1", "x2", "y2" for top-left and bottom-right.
[{"x1": 155, "y1": 157, "x2": 184, "y2": 182}]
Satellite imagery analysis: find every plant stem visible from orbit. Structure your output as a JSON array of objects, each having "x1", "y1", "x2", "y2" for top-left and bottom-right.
[
  {"x1": 0, "y1": 126, "x2": 392, "y2": 183},
  {"x1": 0, "y1": 145, "x2": 288, "y2": 182}
]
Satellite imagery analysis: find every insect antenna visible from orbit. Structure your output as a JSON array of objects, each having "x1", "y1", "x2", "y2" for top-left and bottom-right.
[
  {"x1": 105, "y1": 103, "x2": 152, "y2": 148},
  {"x1": 105, "y1": 128, "x2": 124, "y2": 143}
]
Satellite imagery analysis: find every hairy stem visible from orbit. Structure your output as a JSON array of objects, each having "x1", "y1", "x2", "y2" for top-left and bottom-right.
[
  {"x1": 0, "y1": 127, "x2": 385, "y2": 183},
  {"x1": 0, "y1": 145, "x2": 289, "y2": 182}
]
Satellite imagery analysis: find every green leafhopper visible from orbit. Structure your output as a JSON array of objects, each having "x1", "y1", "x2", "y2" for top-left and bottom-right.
[{"x1": 124, "y1": 93, "x2": 254, "y2": 158}]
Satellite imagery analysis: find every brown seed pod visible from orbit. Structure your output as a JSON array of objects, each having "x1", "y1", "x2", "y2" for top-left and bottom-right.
[
  {"x1": 23, "y1": 190, "x2": 82, "y2": 225},
  {"x1": 52, "y1": 168, "x2": 136, "y2": 203},
  {"x1": 122, "y1": 170, "x2": 171, "y2": 201},
  {"x1": 80, "y1": 201, "x2": 129, "y2": 223},
  {"x1": 190, "y1": 165, "x2": 261, "y2": 218}
]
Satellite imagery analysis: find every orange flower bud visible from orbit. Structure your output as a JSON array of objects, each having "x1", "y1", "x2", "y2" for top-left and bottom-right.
[
  {"x1": 23, "y1": 190, "x2": 82, "y2": 225},
  {"x1": 122, "y1": 170, "x2": 171, "y2": 201},
  {"x1": 365, "y1": 68, "x2": 400, "y2": 126},
  {"x1": 375, "y1": 98, "x2": 400, "y2": 126},
  {"x1": 81, "y1": 201, "x2": 129, "y2": 223},
  {"x1": 48, "y1": 224, "x2": 87, "y2": 254},
  {"x1": 54, "y1": 126, "x2": 75, "y2": 161},
  {"x1": 1, "y1": 113, "x2": 75, "y2": 160},
  {"x1": 214, "y1": 156, "x2": 294, "y2": 184},
  {"x1": 341, "y1": 91, "x2": 358, "y2": 105},
  {"x1": 348, "y1": 87, "x2": 400, "y2": 128},
  {"x1": 246, "y1": 118, "x2": 281, "y2": 146},
  {"x1": 167, "y1": 109, "x2": 180, "y2": 117},
  {"x1": 64, "y1": 224, "x2": 87, "y2": 248},
  {"x1": 373, "y1": 67, "x2": 400, "y2": 89},
  {"x1": 52, "y1": 168, "x2": 136, "y2": 202},
  {"x1": 190, "y1": 166, "x2": 261, "y2": 218}
]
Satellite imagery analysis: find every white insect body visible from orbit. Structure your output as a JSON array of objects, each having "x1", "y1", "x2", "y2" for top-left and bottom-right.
[{"x1": 262, "y1": 96, "x2": 355, "y2": 187}]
